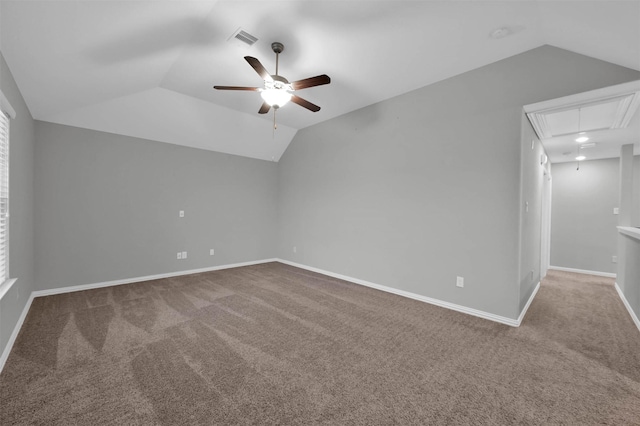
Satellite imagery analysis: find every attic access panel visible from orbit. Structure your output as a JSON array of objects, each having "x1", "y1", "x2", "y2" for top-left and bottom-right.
[{"x1": 524, "y1": 81, "x2": 640, "y2": 140}]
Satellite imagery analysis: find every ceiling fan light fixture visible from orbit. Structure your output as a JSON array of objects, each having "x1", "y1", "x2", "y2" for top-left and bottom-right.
[
  {"x1": 261, "y1": 88, "x2": 291, "y2": 108},
  {"x1": 214, "y1": 42, "x2": 329, "y2": 117}
]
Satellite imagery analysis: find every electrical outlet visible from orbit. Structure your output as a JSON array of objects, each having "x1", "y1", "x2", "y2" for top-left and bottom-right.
[
  {"x1": 177, "y1": 252, "x2": 182, "y2": 260},
  {"x1": 179, "y1": 210, "x2": 185, "y2": 218},
  {"x1": 613, "y1": 207, "x2": 619, "y2": 215},
  {"x1": 456, "y1": 276, "x2": 464, "y2": 288},
  {"x1": 210, "y1": 249, "x2": 215, "y2": 256},
  {"x1": 293, "y1": 246, "x2": 297, "y2": 253},
  {"x1": 530, "y1": 270, "x2": 534, "y2": 282},
  {"x1": 612, "y1": 255, "x2": 617, "y2": 263},
  {"x1": 182, "y1": 251, "x2": 187, "y2": 259}
]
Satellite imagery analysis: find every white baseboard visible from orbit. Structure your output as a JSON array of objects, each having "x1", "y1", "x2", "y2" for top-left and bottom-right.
[
  {"x1": 0, "y1": 292, "x2": 35, "y2": 374},
  {"x1": 615, "y1": 282, "x2": 640, "y2": 334},
  {"x1": 548, "y1": 265, "x2": 616, "y2": 278},
  {"x1": 32, "y1": 258, "x2": 278, "y2": 297},
  {"x1": 276, "y1": 259, "x2": 525, "y2": 327},
  {"x1": 518, "y1": 282, "x2": 540, "y2": 324},
  {"x1": 0, "y1": 258, "x2": 277, "y2": 374}
]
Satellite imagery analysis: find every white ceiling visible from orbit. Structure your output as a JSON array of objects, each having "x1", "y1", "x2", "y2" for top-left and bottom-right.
[{"x1": 1, "y1": 1, "x2": 639, "y2": 161}]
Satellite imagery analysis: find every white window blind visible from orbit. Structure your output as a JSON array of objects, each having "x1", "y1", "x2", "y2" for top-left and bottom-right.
[{"x1": 0, "y1": 111, "x2": 9, "y2": 282}]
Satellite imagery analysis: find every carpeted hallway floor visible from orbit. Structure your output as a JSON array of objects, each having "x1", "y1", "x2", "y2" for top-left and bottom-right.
[{"x1": 1, "y1": 263, "x2": 639, "y2": 424}]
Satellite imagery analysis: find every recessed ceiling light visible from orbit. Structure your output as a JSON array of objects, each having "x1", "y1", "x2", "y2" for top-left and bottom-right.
[
  {"x1": 576, "y1": 155, "x2": 586, "y2": 161},
  {"x1": 575, "y1": 136, "x2": 589, "y2": 143},
  {"x1": 580, "y1": 142, "x2": 596, "y2": 148}
]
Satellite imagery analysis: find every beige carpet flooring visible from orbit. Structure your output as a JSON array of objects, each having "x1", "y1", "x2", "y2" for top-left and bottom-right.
[{"x1": 1, "y1": 263, "x2": 639, "y2": 425}]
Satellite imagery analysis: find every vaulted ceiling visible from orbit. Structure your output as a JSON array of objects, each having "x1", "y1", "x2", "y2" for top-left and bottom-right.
[{"x1": 1, "y1": 1, "x2": 638, "y2": 161}]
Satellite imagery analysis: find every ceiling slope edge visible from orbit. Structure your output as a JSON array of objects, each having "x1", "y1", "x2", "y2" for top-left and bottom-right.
[{"x1": 40, "y1": 87, "x2": 297, "y2": 162}]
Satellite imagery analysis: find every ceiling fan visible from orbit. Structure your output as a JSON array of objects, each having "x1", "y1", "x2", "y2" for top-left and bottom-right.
[{"x1": 214, "y1": 42, "x2": 331, "y2": 118}]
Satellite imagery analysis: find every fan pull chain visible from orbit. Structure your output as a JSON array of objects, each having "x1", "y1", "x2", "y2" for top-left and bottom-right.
[{"x1": 272, "y1": 109, "x2": 277, "y2": 138}]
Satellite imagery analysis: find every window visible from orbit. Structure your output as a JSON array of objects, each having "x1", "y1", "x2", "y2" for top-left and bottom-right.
[{"x1": 0, "y1": 110, "x2": 8, "y2": 283}]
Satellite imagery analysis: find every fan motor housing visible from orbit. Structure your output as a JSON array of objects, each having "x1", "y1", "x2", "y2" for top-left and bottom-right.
[
  {"x1": 271, "y1": 75, "x2": 290, "y2": 85},
  {"x1": 271, "y1": 42, "x2": 284, "y2": 54}
]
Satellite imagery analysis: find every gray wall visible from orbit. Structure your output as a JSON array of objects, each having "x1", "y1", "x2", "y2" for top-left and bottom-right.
[
  {"x1": 551, "y1": 158, "x2": 621, "y2": 274},
  {"x1": 633, "y1": 156, "x2": 640, "y2": 227},
  {"x1": 35, "y1": 122, "x2": 278, "y2": 290},
  {"x1": 617, "y1": 231, "x2": 640, "y2": 325},
  {"x1": 0, "y1": 52, "x2": 35, "y2": 356},
  {"x1": 617, "y1": 152, "x2": 640, "y2": 327},
  {"x1": 277, "y1": 45, "x2": 640, "y2": 320},
  {"x1": 519, "y1": 115, "x2": 547, "y2": 311}
]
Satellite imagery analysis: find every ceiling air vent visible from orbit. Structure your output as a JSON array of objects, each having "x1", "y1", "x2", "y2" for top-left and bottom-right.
[{"x1": 229, "y1": 28, "x2": 258, "y2": 46}]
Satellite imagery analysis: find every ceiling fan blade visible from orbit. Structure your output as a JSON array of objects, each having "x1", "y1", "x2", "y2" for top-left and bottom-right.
[
  {"x1": 245, "y1": 56, "x2": 273, "y2": 82},
  {"x1": 291, "y1": 74, "x2": 331, "y2": 91},
  {"x1": 213, "y1": 86, "x2": 261, "y2": 91},
  {"x1": 258, "y1": 102, "x2": 271, "y2": 114},
  {"x1": 290, "y1": 95, "x2": 321, "y2": 112}
]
